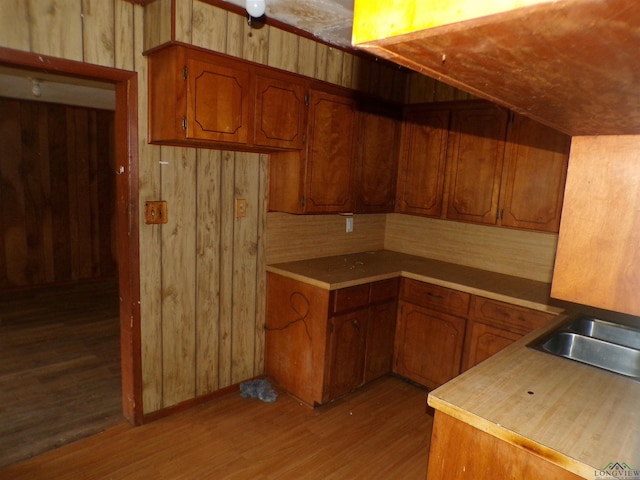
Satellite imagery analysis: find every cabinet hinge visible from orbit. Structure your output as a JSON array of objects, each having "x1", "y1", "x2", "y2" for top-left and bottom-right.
[
  {"x1": 182, "y1": 117, "x2": 187, "y2": 130},
  {"x1": 183, "y1": 66, "x2": 188, "y2": 80},
  {"x1": 304, "y1": 95, "x2": 310, "y2": 106}
]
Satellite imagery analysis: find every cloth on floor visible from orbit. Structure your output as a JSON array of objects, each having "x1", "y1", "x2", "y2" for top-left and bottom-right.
[{"x1": 239, "y1": 379, "x2": 278, "y2": 403}]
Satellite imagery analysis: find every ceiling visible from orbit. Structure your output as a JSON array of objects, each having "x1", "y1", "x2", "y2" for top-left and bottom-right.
[{"x1": 222, "y1": 0, "x2": 355, "y2": 47}]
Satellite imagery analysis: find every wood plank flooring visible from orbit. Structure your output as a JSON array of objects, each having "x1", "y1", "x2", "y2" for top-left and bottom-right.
[
  {"x1": 0, "y1": 280, "x2": 124, "y2": 468},
  {"x1": 0, "y1": 375, "x2": 433, "y2": 479}
]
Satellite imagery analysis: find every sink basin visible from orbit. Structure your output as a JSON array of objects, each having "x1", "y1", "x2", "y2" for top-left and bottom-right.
[
  {"x1": 566, "y1": 317, "x2": 640, "y2": 350},
  {"x1": 529, "y1": 315, "x2": 640, "y2": 381}
]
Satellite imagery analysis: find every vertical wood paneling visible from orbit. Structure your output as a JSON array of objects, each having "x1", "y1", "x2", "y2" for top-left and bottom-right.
[
  {"x1": 267, "y1": 28, "x2": 298, "y2": 71},
  {"x1": 195, "y1": 149, "x2": 222, "y2": 395},
  {"x1": 160, "y1": 146, "x2": 197, "y2": 407},
  {"x1": 81, "y1": 0, "x2": 115, "y2": 67},
  {"x1": 325, "y1": 47, "x2": 344, "y2": 85},
  {"x1": 242, "y1": 21, "x2": 269, "y2": 64},
  {"x1": 191, "y1": 0, "x2": 228, "y2": 52},
  {"x1": 225, "y1": 12, "x2": 245, "y2": 57},
  {"x1": 174, "y1": 0, "x2": 193, "y2": 44},
  {"x1": 230, "y1": 152, "x2": 260, "y2": 382},
  {"x1": 0, "y1": 99, "x2": 116, "y2": 289},
  {"x1": 114, "y1": 0, "x2": 135, "y2": 71},
  {"x1": 0, "y1": 0, "x2": 30, "y2": 50},
  {"x1": 217, "y1": 151, "x2": 235, "y2": 387},
  {"x1": 143, "y1": 0, "x2": 173, "y2": 51},
  {"x1": 253, "y1": 154, "x2": 268, "y2": 374},
  {"x1": 27, "y1": 0, "x2": 83, "y2": 61},
  {"x1": 297, "y1": 36, "x2": 317, "y2": 77}
]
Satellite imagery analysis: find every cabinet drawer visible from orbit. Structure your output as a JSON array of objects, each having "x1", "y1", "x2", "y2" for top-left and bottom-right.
[
  {"x1": 331, "y1": 284, "x2": 371, "y2": 314},
  {"x1": 400, "y1": 278, "x2": 470, "y2": 317},
  {"x1": 370, "y1": 278, "x2": 399, "y2": 304},
  {"x1": 469, "y1": 296, "x2": 556, "y2": 334}
]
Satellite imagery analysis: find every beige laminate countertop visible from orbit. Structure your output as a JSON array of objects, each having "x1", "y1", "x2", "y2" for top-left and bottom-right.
[
  {"x1": 428, "y1": 320, "x2": 640, "y2": 478},
  {"x1": 266, "y1": 249, "x2": 563, "y2": 313}
]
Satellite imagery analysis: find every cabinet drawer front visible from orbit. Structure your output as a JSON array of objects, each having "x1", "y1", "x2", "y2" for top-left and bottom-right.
[
  {"x1": 469, "y1": 296, "x2": 556, "y2": 334},
  {"x1": 331, "y1": 284, "x2": 371, "y2": 314},
  {"x1": 370, "y1": 278, "x2": 399, "y2": 304},
  {"x1": 400, "y1": 279, "x2": 470, "y2": 317}
]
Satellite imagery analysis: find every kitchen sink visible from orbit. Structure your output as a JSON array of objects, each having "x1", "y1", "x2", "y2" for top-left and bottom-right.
[{"x1": 529, "y1": 315, "x2": 640, "y2": 381}]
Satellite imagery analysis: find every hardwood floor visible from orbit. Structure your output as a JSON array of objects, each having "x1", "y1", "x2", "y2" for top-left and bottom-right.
[
  {"x1": 0, "y1": 280, "x2": 124, "y2": 468},
  {"x1": 0, "y1": 375, "x2": 433, "y2": 479}
]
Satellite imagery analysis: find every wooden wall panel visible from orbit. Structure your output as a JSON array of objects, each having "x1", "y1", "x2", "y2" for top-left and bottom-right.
[
  {"x1": 0, "y1": 98, "x2": 116, "y2": 289},
  {"x1": 384, "y1": 214, "x2": 557, "y2": 283},
  {"x1": 27, "y1": 0, "x2": 83, "y2": 61},
  {"x1": 81, "y1": 0, "x2": 116, "y2": 67},
  {"x1": 265, "y1": 213, "x2": 387, "y2": 265}
]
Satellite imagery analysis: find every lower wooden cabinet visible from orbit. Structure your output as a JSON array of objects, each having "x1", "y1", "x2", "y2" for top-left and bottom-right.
[
  {"x1": 394, "y1": 279, "x2": 469, "y2": 389},
  {"x1": 462, "y1": 296, "x2": 557, "y2": 371},
  {"x1": 265, "y1": 272, "x2": 399, "y2": 406},
  {"x1": 266, "y1": 273, "x2": 557, "y2": 404}
]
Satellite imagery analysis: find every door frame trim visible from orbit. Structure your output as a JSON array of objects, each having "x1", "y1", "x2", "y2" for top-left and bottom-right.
[{"x1": 0, "y1": 46, "x2": 143, "y2": 425}]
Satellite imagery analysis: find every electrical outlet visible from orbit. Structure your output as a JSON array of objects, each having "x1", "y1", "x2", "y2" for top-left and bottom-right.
[
  {"x1": 236, "y1": 199, "x2": 247, "y2": 218},
  {"x1": 346, "y1": 216, "x2": 353, "y2": 233},
  {"x1": 144, "y1": 201, "x2": 168, "y2": 224}
]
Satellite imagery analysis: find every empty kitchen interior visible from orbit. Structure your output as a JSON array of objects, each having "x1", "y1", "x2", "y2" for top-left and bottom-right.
[{"x1": 1, "y1": 0, "x2": 634, "y2": 479}]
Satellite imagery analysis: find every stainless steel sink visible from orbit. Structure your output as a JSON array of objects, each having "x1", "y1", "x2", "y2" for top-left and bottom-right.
[{"x1": 529, "y1": 315, "x2": 640, "y2": 381}]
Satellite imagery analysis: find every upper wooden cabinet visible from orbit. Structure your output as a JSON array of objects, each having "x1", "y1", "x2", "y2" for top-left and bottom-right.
[
  {"x1": 355, "y1": 105, "x2": 401, "y2": 213},
  {"x1": 396, "y1": 101, "x2": 569, "y2": 233},
  {"x1": 396, "y1": 106, "x2": 450, "y2": 216},
  {"x1": 444, "y1": 103, "x2": 509, "y2": 225},
  {"x1": 254, "y1": 72, "x2": 306, "y2": 150},
  {"x1": 499, "y1": 114, "x2": 570, "y2": 232},
  {"x1": 146, "y1": 42, "x2": 305, "y2": 151},
  {"x1": 269, "y1": 87, "x2": 359, "y2": 214}
]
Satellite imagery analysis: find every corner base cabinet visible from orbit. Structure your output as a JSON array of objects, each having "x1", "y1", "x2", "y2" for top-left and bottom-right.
[{"x1": 265, "y1": 272, "x2": 398, "y2": 406}]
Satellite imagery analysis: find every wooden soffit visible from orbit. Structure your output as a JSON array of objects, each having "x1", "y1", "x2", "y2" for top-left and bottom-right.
[{"x1": 353, "y1": 0, "x2": 640, "y2": 136}]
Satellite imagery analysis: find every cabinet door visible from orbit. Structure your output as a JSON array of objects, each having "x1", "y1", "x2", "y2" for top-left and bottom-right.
[
  {"x1": 327, "y1": 310, "x2": 368, "y2": 401},
  {"x1": 186, "y1": 58, "x2": 252, "y2": 144},
  {"x1": 364, "y1": 301, "x2": 398, "y2": 383},
  {"x1": 499, "y1": 114, "x2": 570, "y2": 232},
  {"x1": 305, "y1": 89, "x2": 358, "y2": 213},
  {"x1": 461, "y1": 321, "x2": 521, "y2": 371},
  {"x1": 355, "y1": 106, "x2": 401, "y2": 213},
  {"x1": 254, "y1": 74, "x2": 306, "y2": 150},
  {"x1": 396, "y1": 107, "x2": 450, "y2": 216},
  {"x1": 394, "y1": 301, "x2": 466, "y2": 389},
  {"x1": 445, "y1": 105, "x2": 508, "y2": 224}
]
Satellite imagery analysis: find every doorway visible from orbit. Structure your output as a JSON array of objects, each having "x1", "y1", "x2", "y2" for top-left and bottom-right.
[{"x1": 0, "y1": 46, "x2": 142, "y2": 463}]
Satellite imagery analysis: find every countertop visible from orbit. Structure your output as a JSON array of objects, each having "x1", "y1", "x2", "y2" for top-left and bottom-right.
[
  {"x1": 427, "y1": 318, "x2": 640, "y2": 478},
  {"x1": 267, "y1": 250, "x2": 564, "y2": 313}
]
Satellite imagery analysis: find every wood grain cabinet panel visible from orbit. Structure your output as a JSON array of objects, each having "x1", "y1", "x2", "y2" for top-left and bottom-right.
[
  {"x1": 444, "y1": 103, "x2": 509, "y2": 225},
  {"x1": 186, "y1": 57, "x2": 251, "y2": 144},
  {"x1": 499, "y1": 113, "x2": 570, "y2": 232},
  {"x1": 305, "y1": 89, "x2": 358, "y2": 213},
  {"x1": 355, "y1": 105, "x2": 401, "y2": 213},
  {"x1": 427, "y1": 412, "x2": 583, "y2": 480},
  {"x1": 396, "y1": 106, "x2": 450, "y2": 216},
  {"x1": 254, "y1": 73, "x2": 306, "y2": 150},
  {"x1": 394, "y1": 300, "x2": 466, "y2": 389},
  {"x1": 462, "y1": 296, "x2": 556, "y2": 371},
  {"x1": 266, "y1": 273, "x2": 399, "y2": 406}
]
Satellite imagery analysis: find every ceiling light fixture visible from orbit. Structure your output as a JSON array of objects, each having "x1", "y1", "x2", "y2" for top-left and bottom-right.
[
  {"x1": 31, "y1": 78, "x2": 42, "y2": 97},
  {"x1": 246, "y1": 0, "x2": 266, "y2": 20}
]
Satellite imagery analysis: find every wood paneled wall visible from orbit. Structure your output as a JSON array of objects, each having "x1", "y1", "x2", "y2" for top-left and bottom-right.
[{"x1": 0, "y1": 97, "x2": 116, "y2": 288}]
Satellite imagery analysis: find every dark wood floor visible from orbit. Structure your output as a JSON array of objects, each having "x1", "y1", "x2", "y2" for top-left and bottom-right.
[
  {"x1": 0, "y1": 375, "x2": 433, "y2": 479},
  {"x1": 0, "y1": 279, "x2": 124, "y2": 468}
]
